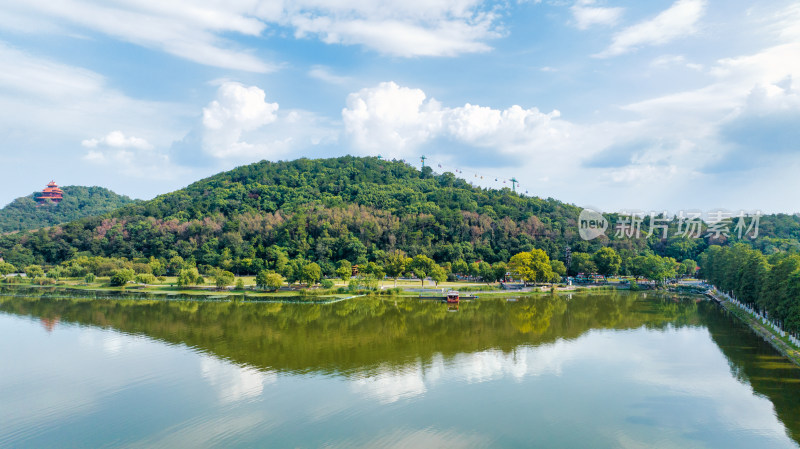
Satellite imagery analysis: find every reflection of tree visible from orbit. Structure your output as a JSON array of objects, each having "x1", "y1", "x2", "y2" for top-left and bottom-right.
[
  {"x1": 0, "y1": 291, "x2": 702, "y2": 377},
  {"x1": 510, "y1": 297, "x2": 565, "y2": 335},
  {"x1": 700, "y1": 303, "x2": 800, "y2": 444}
]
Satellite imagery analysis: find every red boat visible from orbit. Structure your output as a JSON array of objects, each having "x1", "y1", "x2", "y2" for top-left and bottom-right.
[{"x1": 446, "y1": 291, "x2": 460, "y2": 303}]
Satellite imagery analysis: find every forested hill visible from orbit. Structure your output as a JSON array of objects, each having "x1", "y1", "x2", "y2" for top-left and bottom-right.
[
  {"x1": 0, "y1": 156, "x2": 797, "y2": 272},
  {"x1": 0, "y1": 157, "x2": 591, "y2": 269},
  {"x1": 0, "y1": 186, "x2": 137, "y2": 233}
]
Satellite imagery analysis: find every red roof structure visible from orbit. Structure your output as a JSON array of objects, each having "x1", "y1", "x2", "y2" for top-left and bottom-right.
[{"x1": 37, "y1": 181, "x2": 64, "y2": 204}]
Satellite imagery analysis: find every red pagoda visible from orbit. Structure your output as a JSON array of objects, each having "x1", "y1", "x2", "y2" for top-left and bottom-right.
[{"x1": 37, "y1": 181, "x2": 64, "y2": 204}]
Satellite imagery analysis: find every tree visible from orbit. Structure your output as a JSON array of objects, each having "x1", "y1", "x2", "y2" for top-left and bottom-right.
[
  {"x1": 451, "y1": 259, "x2": 469, "y2": 276},
  {"x1": 362, "y1": 261, "x2": 385, "y2": 281},
  {"x1": 570, "y1": 252, "x2": 597, "y2": 275},
  {"x1": 235, "y1": 278, "x2": 245, "y2": 290},
  {"x1": 214, "y1": 270, "x2": 235, "y2": 289},
  {"x1": 177, "y1": 267, "x2": 203, "y2": 287},
  {"x1": 384, "y1": 250, "x2": 410, "y2": 287},
  {"x1": 638, "y1": 254, "x2": 675, "y2": 284},
  {"x1": 410, "y1": 254, "x2": 436, "y2": 287},
  {"x1": 256, "y1": 270, "x2": 284, "y2": 291},
  {"x1": 149, "y1": 257, "x2": 166, "y2": 276},
  {"x1": 0, "y1": 261, "x2": 16, "y2": 276},
  {"x1": 135, "y1": 273, "x2": 156, "y2": 284},
  {"x1": 628, "y1": 255, "x2": 648, "y2": 280},
  {"x1": 492, "y1": 262, "x2": 508, "y2": 283},
  {"x1": 550, "y1": 260, "x2": 567, "y2": 277},
  {"x1": 167, "y1": 256, "x2": 185, "y2": 275},
  {"x1": 110, "y1": 268, "x2": 135, "y2": 286},
  {"x1": 476, "y1": 261, "x2": 494, "y2": 283},
  {"x1": 336, "y1": 260, "x2": 352, "y2": 281},
  {"x1": 25, "y1": 265, "x2": 44, "y2": 279},
  {"x1": 680, "y1": 259, "x2": 697, "y2": 278},
  {"x1": 84, "y1": 273, "x2": 96, "y2": 284},
  {"x1": 46, "y1": 267, "x2": 63, "y2": 281},
  {"x1": 508, "y1": 249, "x2": 554, "y2": 284},
  {"x1": 593, "y1": 247, "x2": 621, "y2": 276},
  {"x1": 301, "y1": 262, "x2": 322, "y2": 285},
  {"x1": 430, "y1": 264, "x2": 447, "y2": 286}
]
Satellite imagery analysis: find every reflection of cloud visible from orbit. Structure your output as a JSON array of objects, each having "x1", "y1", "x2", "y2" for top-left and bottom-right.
[
  {"x1": 350, "y1": 342, "x2": 573, "y2": 403},
  {"x1": 326, "y1": 427, "x2": 491, "y2": 449},
  {"x1": 125, "y1": 412, "x2": 274, "y2": 449},
  {"x1": 200, "y1": 356, "x2": 276, "y2": 404},
  {"x1": 351, "y1": 362, "x2": 435, "y2": 404},
  {"x1": 624, "y1": 329, "x2": 787, "y2": 436}
]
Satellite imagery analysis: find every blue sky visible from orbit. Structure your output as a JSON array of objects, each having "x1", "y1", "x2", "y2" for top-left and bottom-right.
[{"x1": 1, "y1": 0, "x2": 799, "y2": 214}]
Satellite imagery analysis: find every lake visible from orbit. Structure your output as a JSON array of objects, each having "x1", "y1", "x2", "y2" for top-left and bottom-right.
[{"x1": 2, "y1": 291, "x2": 800, "y2": 448}]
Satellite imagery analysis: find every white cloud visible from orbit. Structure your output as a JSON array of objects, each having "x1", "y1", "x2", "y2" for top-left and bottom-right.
[
  {"x1": 201, "y1": 82, "x2": 279, "y2": 159},
  {"x1": 3, "y1": 0, "x2": 275, "y2": 72},
  {"x1": 308, "y1": 65, "x2": 351, "y2": 85},
  {"x1": 571, "y1": 0, "x2": 624, "y2": 30},
  {"x1": 595, "y1": 0, "x2": 706, "y2": 58},
  {"x1": 342, "y1": 82, "x2": 444, "y2": 155},
  {"x1": 3, "y1": 0, "x2": 506, "y2": 66},
  {"x1": 82, "y1": 131, "x2": 153, "y2": 151},
  {"x1": 650, "y1": 54, "x2": 703, "y2": 71},
  {"x1": 0, "y1": 41, "x2": 186, "y2": 183},
  {"x1": 290, "y1": 12, "x2": 499, "y2": 57},
  {"x1": 81, "y1": 131, "x2": 173, "y2": 178},
  {"x1": 342, "y1": 81, "x2": 571, "y2": 159},
  {"x1": 192, "y1": 81, "x2": 338, "y2": 162}
]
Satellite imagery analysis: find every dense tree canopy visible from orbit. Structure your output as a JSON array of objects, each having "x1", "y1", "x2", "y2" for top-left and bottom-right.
[{"x1": 700, "y1": 244, "x2": 800, "y2": 333}]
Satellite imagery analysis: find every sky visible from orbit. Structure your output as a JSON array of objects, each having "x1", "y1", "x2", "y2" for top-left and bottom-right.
[{"x1": 1, "y1": 0, "x2": 799, "y2": 214}]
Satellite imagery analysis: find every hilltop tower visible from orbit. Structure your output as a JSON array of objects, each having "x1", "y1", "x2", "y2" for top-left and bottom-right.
[{"x1": 36, "y1": 181, "x2": 64, "y2": 204}]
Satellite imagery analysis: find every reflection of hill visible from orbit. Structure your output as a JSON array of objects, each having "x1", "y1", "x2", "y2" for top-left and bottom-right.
[
  {"x1": 0, "y1": 291, "x2": 699, "y2": 376},
  {"x1": 700, "y1": 303, "x2": 800, "y2": 442}
]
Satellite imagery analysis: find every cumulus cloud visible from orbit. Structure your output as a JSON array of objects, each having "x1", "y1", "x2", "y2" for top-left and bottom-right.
[
  {"x1": 595, "y1": 0, "x2": 706, "y2": 58},
  {"x1": 342, "y1": 82, "x2": 444, "y2": 154},
  {"x1": 174, "y1": 81, "x2": 338, "y2": 165},
  {"x1": 571, "y1": 0, "x2": 624, "y2": 30},
  {"x1": 201, "y1": 82, "x2": 280, "y2": 159},
  {"x1": 342, "y1": 81, "x2": 571, "y2": 159}
]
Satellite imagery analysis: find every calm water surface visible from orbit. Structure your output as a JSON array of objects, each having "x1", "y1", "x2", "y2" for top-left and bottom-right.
[{"x1": 2, "y1": 291, "x2": 800, "y2": 448}]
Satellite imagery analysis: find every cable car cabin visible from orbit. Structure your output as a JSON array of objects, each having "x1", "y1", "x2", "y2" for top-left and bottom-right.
[{"x1": 446, "y1": 291, "x2": 460, "y2": 303}]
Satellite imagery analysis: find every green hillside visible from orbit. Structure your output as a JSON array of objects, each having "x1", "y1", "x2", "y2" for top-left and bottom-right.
[
  {"x1": 0, "y1": 186, "x2": 137, "y2": 233},
  {"x1": 0, "y1": 156, "x2": 797, "y2": 273}
]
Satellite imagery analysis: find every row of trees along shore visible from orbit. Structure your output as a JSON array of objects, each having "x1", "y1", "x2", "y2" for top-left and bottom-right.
[
  {"x1": 1, "y1": 246, "x2": 698, "y2": 290},
  {"x1": 700, "y1": 243, "x2": 800, "y2": 334}
]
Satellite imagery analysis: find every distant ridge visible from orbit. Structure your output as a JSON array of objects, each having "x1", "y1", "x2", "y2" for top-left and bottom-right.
[{"x1": 0, "y1": 185, "x2": 137, "y2": 233}]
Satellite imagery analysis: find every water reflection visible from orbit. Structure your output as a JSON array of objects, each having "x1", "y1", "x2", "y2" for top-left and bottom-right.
[
  {"x1": 1, "y1": 292, "x2": 800, "y2": 448},
  {"x1": 0, "y1": 291, "x2": 700, "y2": 376}
]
